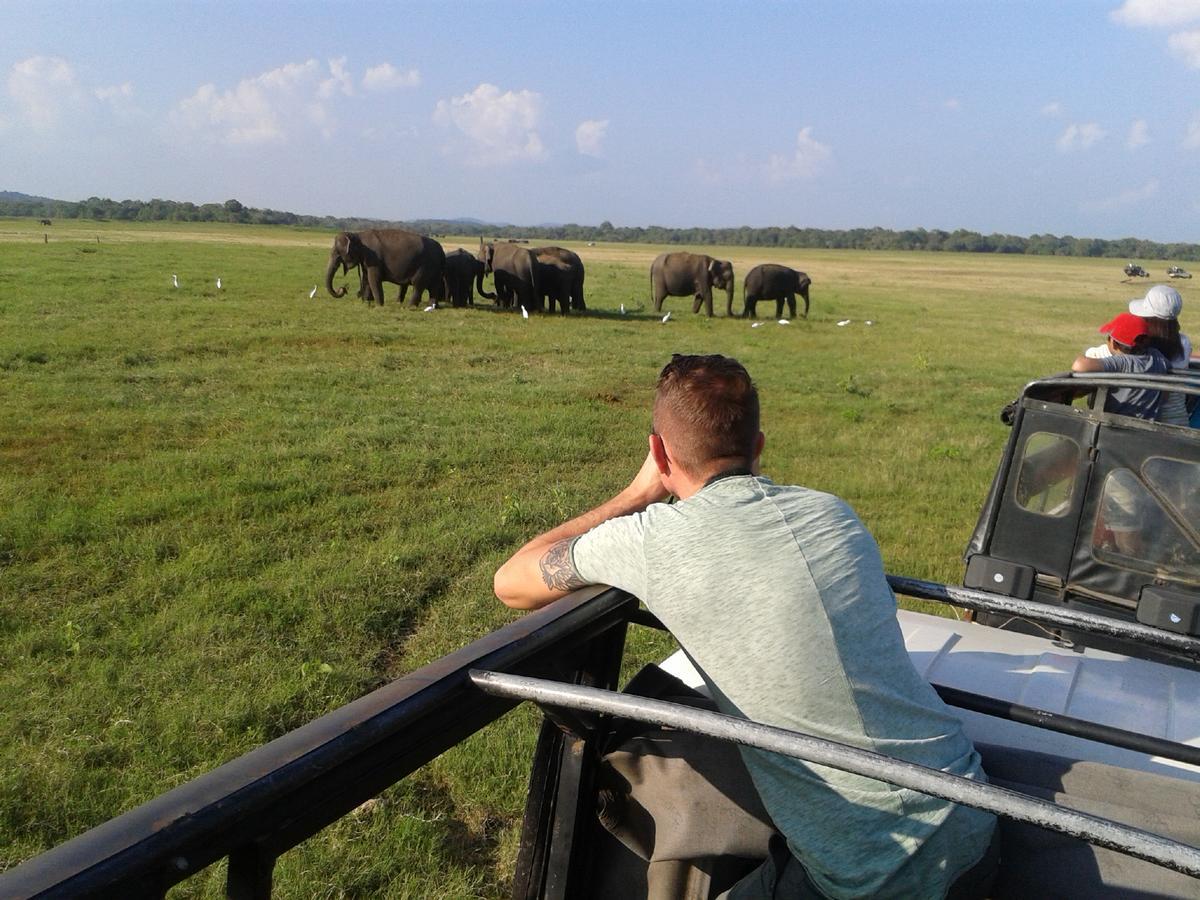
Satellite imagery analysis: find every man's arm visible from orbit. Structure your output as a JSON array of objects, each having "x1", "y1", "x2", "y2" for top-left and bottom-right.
[
  {"x1": 1072, "y1": 354, "x2": 1105, "y2": 372},
  {"x1": 493, "y1": 450, "x2": 668, "y2": 610}
]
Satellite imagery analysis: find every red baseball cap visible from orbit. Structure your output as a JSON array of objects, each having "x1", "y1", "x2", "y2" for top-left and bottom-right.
[{"x1": 1100, "y1": 311, "x2": 1149, "y2": 347}]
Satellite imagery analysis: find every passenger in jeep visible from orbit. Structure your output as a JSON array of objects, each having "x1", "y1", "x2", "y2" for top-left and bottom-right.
[
  {"x1": 1072, "y1": 311, "x2": 1167, "y2": 419},
  {"x1": 495, "y1": 354, "x2": 998, "y2": 899}
]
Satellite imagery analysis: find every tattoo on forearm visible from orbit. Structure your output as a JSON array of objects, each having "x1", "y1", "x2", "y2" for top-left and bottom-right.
[{"x1": 539, "y1": 539, "x2": 588, "y2": 592}]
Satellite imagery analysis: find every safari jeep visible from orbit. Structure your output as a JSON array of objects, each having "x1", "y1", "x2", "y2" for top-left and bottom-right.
[
  {"x1": 2, "y1": 371, "x2": 1199, "y2": 899},
  {"x1": 965, "y1": 370, "x2": 1200, "y2": 660}
]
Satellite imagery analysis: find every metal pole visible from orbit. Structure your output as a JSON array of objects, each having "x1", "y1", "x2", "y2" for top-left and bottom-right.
[
  {"x1": 887, "y1": 575, "x2": 1200, "y2": 660},
  {"x1": 470, "y1": 669, "x2": 1200, "y2": 880}
]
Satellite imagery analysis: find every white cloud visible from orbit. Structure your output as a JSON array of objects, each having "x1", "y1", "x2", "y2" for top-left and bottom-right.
[
  {"x1": 1168, "y1": 29, "x2": 1200, "y2": 66},
  {"x1": 93, "y1": 82, "x2": 132, "y2": 102},
  {"x1": 318, "y1": 57, "x2": 354, "y2": 100},
  {"x1": 433, "y1": 83, "x2": 546, "y2": 164},
  {"x1": 575, "y1": 119, "x2": 608, "y2": 157},
  {"x1": 693, "y1": 158, "x2": 725, "y2": 185},
  {"x1": 171, "y1": 59, "x2": 353, "y2": 145},
  {"x1": 1111, "y1": 0, "x2": 1200, "y2": 27},
  {"x1": 943, "y1": 98, "x2": 961, "y2": 111},
  {"x1": 7, "y1": 56, "x2": 84, "y2": 131},
  {"x1": 1185, "y1": 116, "x2": 1200, "y2": 148},
  {"x1": 1081, "y1": 179, "x2": 1159, "y2": 211},
  {"x1": 93, "y1": 81, "x2": 138, "y2": 118},
  {"x1": 1056, "y1": 122, "x2": 1106, "y2": 152},
  {"x1": 1127, "y1": 118, "x2": 1150, "y2": 148},
  {"x1": 362, "y1": 62, "x2": 420, "y2": 92},
  {"x1": 764, "y1": 127, "x2": 832, "y2": 181},
  {"x1": 1040, "y1": 101, "x2": 1062, "y2": 117}
]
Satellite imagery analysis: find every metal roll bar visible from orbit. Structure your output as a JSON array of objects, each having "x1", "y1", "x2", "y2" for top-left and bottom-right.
[
  {"x1": 470, "y1": 669, "x2": 1200, "y2": 880},
  {"x1": 888, "y1": 575, "x2": 1200, "y2": 660}
]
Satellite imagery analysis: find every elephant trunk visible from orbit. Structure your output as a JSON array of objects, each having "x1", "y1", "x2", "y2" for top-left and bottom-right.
[
  {"x1": 325, "y1": 251, "x2": 347, "y2": 298},
  {"x1": 798, "y1": 277, "x2": 812, "y2": 318},
  {"x1": 476, "y1": 266, "x2": 496, "y2": 301}
]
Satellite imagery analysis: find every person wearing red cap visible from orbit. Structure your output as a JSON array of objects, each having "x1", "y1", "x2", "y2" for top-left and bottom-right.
[{"x1": 1071, "y1": 311, "x2": 1167, "y2": 419}]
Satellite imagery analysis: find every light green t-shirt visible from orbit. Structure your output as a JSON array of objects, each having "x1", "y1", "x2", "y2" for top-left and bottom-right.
[{"x1": 572, "y1": 475, "x2": 995, "y2": 899}]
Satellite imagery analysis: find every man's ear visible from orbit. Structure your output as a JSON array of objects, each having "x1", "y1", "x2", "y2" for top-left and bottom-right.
[{"x1": 649, "y1": 432, "x2": 671, "y2": 474}]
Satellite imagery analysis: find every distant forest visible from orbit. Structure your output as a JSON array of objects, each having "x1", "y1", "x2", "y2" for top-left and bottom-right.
[{"x1": 3, "y1": 191, "x2": 1197, "y2": 261}]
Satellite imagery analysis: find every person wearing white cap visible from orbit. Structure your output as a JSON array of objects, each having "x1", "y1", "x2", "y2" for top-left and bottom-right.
[
  {"x1": 1129, "y1": 284, "x2": 1192, "y2": 426},
  {"x1": 1072, "y1": 311, "x2": 1167, "y2": 420}
]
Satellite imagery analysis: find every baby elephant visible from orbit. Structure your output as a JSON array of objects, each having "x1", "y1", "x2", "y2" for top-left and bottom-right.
[{"x1": 743, "y1": 264, "x2": 811, "y2": 319}]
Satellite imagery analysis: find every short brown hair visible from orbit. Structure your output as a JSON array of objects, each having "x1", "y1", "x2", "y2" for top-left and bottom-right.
[{"x1": 652, "y1": 354, "x2": 760, "y2": 474}]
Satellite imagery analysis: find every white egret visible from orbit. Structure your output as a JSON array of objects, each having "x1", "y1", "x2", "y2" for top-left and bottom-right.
[
  {"x1": 751, "y1": 322, "x2": 763, "y2": 328},
  {"x1": 778, "y1": 319, "x2": 790, "y2": 325},
  {"x1": 216, "y1": 277, "x2": 222, "y2": 290},
  {"x1": 620, "y1": 303, "x2": 626, "y2": 315},
  {"x1": 309, "y1": 285, "x2": 318, "y2": 299},
  {"x1": 836, "y1": 319, "x2": 851, "y2": 327},
  {"x1": 521, "y1": 306, "x2": 529, "y2": 320},
  {"x1": 172, "y1": 274, "x2": 179, "y2": 288},
  {"x1": 661, "y1": 312, "x2": 671, "y2": 323}
]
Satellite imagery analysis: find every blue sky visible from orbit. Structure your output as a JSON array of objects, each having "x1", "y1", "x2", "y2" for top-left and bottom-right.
[{"x1": 2, "y1": 0, "x2": 1199, "y2": 241}]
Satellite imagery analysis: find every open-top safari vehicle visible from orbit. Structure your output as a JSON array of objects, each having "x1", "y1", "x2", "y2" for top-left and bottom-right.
[
  {"x1": 1124, "y1": 262, "x2": 1150, "y2": 278},
  {"x1": 1168, "y1": 265, "x2": 1192, "y2": 279},
  {"x1": 3, "y1": 370, "x2": 1200, "y2": 899}
]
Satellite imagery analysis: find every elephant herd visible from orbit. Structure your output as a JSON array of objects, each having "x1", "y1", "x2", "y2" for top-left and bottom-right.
[
  {"x1": 323, "y1": 228, "x2": 585, "y2": 314},
  {"x1": 322, "y1": 228, "x2": 810, "y2": 320}
]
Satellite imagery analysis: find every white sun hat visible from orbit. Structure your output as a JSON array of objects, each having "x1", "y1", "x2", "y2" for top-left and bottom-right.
[{"x1": 1129, "y1": 284, "x2": 1183, "y2": 319}]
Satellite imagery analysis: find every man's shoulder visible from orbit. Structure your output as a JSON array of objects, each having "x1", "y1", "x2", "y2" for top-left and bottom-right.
[
  {"x1": 758, "y1": 476, "x2": 847, "y2": 508},
  {"x1": 1103, "y1": 350, "x2": 1168, "y2": 373},
  {"x1": 695, "y1": 476, "x2": 854, "y2": 522}
]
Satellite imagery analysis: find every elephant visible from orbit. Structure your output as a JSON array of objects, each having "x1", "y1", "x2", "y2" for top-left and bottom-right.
[
  {"x1": 742, "y1": 264, "x2": 812, "y2": 319},
  {"x1": 650, "y1": 252, "x2": 735, "y2": 317},
  {"x1": 531, "y1": 246, "x2": 586, "y2": 311},
  {"x1": 491, "y1": 272, "x2": 516, "y2": 309},
  {"x1": 478, "y1": 239, "x2": 540, "y2": 312},
  {"x1": 325, "y1": 229, "x2": 446, "y2": 307},
  {"x1": 533, "y1": 259, "x2": 573, "y2": 314},
  {"x1": 443, "y1": 248, "x2": 493, "y2": 308}
]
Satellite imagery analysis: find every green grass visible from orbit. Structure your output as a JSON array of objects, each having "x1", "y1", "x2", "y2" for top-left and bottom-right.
[{"x1": 0, "y1": 219, "x2": 1181, "y2": 896}]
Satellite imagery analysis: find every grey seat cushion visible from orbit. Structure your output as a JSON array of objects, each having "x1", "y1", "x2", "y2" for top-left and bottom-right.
[{"x1": 978, "y1": 742, "x2": 1200, "y2": 899}]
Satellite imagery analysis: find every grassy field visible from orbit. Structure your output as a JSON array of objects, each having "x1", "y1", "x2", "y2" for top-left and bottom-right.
[{"x1": 0, "y1": 219, "x2": 1187, "y2": 896}]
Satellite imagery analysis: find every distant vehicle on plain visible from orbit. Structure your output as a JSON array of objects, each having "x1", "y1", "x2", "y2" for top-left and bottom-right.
[
  {"x1": 1124, "y1": 262, "x2": 1150, "y2": 278},
  {"x1": 1167, "y1": 265, "x2": 1192, "y2": 279}
]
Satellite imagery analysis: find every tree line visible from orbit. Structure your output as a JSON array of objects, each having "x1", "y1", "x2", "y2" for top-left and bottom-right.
[{"x1": 3, "y1": 193, "x2": 1196, "y2": 261}]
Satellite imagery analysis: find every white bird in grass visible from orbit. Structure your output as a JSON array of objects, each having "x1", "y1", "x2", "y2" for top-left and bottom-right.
[
  {"x1": 778, "y1": 319, "x2": 790, "y2": 325},
  {"x1": 521, "y1": 305, "x2": 529, "y2": 320},
  {"x1": 309, "y1": 285, "x2": 318, "y2": 299},
  {"x1": 216, "y1": 277, "x2": 222, "y2": 290},
  {"x1": 661, "y1": 311, "x2": 671, "y2": 323},
  {"x1": 620, "y1": 303, "x2": 626, "y2": 315},
  {"x1": 837, "y1": 319, "x2": 851, "y2": 327},
  {"x1": 865, "y1": 320, "x2": 874, "y2": 326},
  {"x1": 423, "y1": 304, "x2": 436, "y2": 312},
  {"x1": 751, "y1": 322, "x2": 763, "y2": 328},
  {"x1": 172, "y1": 274, "x2": 179, "y2": 288}
]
